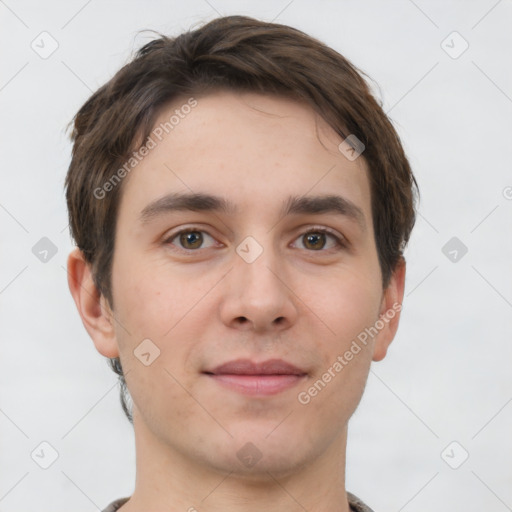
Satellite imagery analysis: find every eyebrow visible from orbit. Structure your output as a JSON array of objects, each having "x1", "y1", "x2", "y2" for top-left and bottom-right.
[{"x1": 139, "y1": 192, "x2": 367, "y2": 232}]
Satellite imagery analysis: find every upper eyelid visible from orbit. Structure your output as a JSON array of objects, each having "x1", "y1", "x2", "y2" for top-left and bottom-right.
[{"x1": 165, "y1": 225, "x2": 347, "y2": 249}]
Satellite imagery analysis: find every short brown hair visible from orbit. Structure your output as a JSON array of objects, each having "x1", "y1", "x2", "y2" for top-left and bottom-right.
[{"x1": 65, "y1": 15, "x2": 419, "y2": 423}]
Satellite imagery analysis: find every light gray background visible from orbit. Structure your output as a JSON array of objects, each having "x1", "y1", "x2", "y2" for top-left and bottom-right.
[{"x1": 1, "y1": 0, "x2": 511, "y2": 510}]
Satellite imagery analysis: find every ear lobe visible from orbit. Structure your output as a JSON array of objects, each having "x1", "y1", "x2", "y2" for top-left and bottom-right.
[
  {"x1": 67, "y1": 248, "x2": 120, "y2": 359},
  {"x1": 372, "y1": 258, "x2": 406, "y2": 362}
]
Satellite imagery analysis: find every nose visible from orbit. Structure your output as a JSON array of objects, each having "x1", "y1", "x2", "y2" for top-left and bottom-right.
[{"x1": 219, "y1": 239, "x2": 299, "y2": 333}]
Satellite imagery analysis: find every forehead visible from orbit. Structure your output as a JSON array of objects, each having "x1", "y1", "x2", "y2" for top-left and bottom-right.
[{"x1": 118, "y1": 91, "x2": 372, "y2": 230}]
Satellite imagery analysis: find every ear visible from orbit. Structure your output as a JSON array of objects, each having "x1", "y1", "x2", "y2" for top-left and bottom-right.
[
  {"x1": 372, "y1": 257, "x2": 406, "y2": 362},
  {"x1": 66, "y1": 247, "x2": 119, "y2": 358}
]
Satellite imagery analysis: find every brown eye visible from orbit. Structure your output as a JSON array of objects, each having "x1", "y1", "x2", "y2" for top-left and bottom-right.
[
  {"x1": 179, "y1": 231, "x2": 203, "y2": 249},
  {"x1": 293, "y1": 229, "x2": 345, "y2": 251},
  {"x1": 303, "y1": 232, "x2": 327, "y2": 250},
  {"x1": 165, "y1": 228, "x2": 217, "y2": 251}
]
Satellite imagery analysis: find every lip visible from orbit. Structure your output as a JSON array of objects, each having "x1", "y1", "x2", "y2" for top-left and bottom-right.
[
  {"x1": 203, "y1": 358, "x2": 307, "y2": 396},
  {"x1": 206, "y1": 358, "x2": 306, "y2": 376}
]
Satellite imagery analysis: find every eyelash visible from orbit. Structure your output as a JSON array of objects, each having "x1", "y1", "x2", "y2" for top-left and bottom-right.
[{"x1": 163, "y1": 226, "x2": 348, "y2": 254}]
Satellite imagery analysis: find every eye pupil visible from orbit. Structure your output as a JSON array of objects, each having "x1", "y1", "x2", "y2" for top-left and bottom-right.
[
  {"x1": 171, "y1": 229, "x2": 338, "y2": 253},
  {"x1": 304, "y1": 232, "x2": 325, "y2": 250},
  {"x1": 181, "y1": 231, "x2": 203, "y2": 249}
]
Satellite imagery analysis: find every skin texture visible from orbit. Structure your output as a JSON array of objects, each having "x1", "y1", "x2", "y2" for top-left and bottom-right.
[{"x1": 68, "y1": 91, "x2": 406, "y2": 512}]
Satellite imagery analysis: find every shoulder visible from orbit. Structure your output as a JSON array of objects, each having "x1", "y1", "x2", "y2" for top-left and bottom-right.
[
  {"x1": 101, "y1": 497, "x2": 130, "y2": 512},
  {"x1": 347, "y1": 491, "x2": 376, "y2": 512},
  {"x1": 102, "y1": 494, "x2": 373, "y2": 512}
]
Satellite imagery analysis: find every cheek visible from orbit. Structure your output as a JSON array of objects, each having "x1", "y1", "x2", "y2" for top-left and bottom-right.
[
  {"x1": 111, "y1": 268, "x2": 199, "y2": 420},
  {"x1": 111, "y1": 258, "x2": 210, "y2": 380},
  {"x1": 111, "y1": 255, "x2": 190, "y2": 339},
  {"x1": 306, "y1": 267, "x2": 382, "y2": 345},
  {"x1": 299, "y1": 276, "x2": 379, "y2": 419}
]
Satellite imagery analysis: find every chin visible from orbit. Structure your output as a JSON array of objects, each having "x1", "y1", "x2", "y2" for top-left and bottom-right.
[{"x1": 207, "y1": 432, "x2": 313, "y2": 479}]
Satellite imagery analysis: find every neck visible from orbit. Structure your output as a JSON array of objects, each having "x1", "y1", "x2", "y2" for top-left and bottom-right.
[{"x1": 120, "y1": 407, "x2": 351, "y2": 512}]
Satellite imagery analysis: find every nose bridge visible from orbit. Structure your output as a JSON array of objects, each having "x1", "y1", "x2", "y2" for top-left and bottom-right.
[
  {"x1": 240, "y1": 243, "x2": 278, "y2": 290},
  {"x1": 221, "y1": 233, "x2": 297, "y2": 330},
  {"x1": 235, "y1": 233, "x2": 282, "y2": 299}
]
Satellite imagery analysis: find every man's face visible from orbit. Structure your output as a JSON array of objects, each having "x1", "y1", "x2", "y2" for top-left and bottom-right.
[{"x1": 105, "y1": 91, "x2": 399, "y2": 475}]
